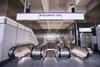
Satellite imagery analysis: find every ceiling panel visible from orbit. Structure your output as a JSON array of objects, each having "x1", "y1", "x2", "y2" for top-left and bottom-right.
[
  {"x1": 30, "y1": 0, "x2": 43, "y2": 12},
  {"x1": 76, "y1": 0, "x2": 91, "y2": 7},
  {"x1": 36, "y1": 21, "x2": 73, "y2": 29},
  {"x1": 19, "y1": 0, "x2": 96, "y2": 30}
]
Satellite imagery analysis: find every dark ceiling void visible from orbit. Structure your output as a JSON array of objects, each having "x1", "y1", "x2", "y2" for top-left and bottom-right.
[
  {"x1": 77, "y1": 23, "x2": 95, "y2": 28},
  {"x1": 0, "y1": 0, "x2": 8, "y2": 16},
  {"x1": 6, "y1": 0, "x2": 24, "y2": 20},
  {"x1": 19, "y1": 21, "x2": 42, "y2": 29},
  {"x1": 33, "y1": 24, "x2": 75, "y2": 34},
  {"x1": 33, "y1": 29, "x2": 69, "y2": 34},
  {"x1": 85, "y1": 3, "x2": 100, "y2": 23}
]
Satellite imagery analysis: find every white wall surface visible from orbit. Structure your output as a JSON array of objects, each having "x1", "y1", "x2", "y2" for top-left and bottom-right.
[
  {"x1": 0, "y1": 16, "x2": 39, "y2": 62},
  {"x1": 30, "y1": 31, "x2": 39, "y2": 45},
  {"x1": 0, "y1": 24, "x2": 5, "y2": 62},
  {"x1": 1, "y1": 24, "x2": 17, "y2": 61},
  {"x1": 16, "y1": 28, "x2": 25, "y2": 45}
]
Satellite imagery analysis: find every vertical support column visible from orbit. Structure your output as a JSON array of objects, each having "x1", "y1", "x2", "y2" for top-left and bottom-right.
[
  {"x1": 77, "y1": 23, "x2": 81, "y2": 46},
  {"x1": 71, "y1": 0, "x2": 76, "y2": 13},
  {"x1": 24, "y1": 0, "x2": 27, "y2": 13},
  {"x1": 24, "y1": 0, "x2": 31, "y2": 13},
  {"x1": 91, "y1": 23, "x2": 98, "y2": 52},
  {"x1": 75, "y1": 23, "x2": 80, "y2": 46},
  {"x1": 74, "y1": 23, "x2": 77, "y2": 45}
]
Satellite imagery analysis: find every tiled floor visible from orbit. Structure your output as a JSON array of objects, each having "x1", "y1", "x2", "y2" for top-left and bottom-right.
[{"x1": 1, "y1": 54, "x2": 100, "y2": 67}]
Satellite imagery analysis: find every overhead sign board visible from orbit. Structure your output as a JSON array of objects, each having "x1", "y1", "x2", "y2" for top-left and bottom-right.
[{"x1": 16, "y1": 12, "x2": 84, "y2": 20}]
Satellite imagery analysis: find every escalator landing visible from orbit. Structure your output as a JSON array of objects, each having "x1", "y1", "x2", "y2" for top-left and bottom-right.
[{"x1": 1, "y1": 54, "x2": 100, "y2": 67}]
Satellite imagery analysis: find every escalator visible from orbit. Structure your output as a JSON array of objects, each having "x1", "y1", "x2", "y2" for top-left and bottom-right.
[{"x1": 1, "y1": 42, "x2": 99, "y2": 67}]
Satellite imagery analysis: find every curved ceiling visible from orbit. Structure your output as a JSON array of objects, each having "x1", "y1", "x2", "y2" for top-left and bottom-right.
[{"x1": 19, "y1": 0, "x2": 99, "y2": 30}]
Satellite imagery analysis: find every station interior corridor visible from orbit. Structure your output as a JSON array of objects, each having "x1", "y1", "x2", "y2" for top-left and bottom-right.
[{"x1": 0, "y1": 0, "x2": 100, "y2": 67}]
